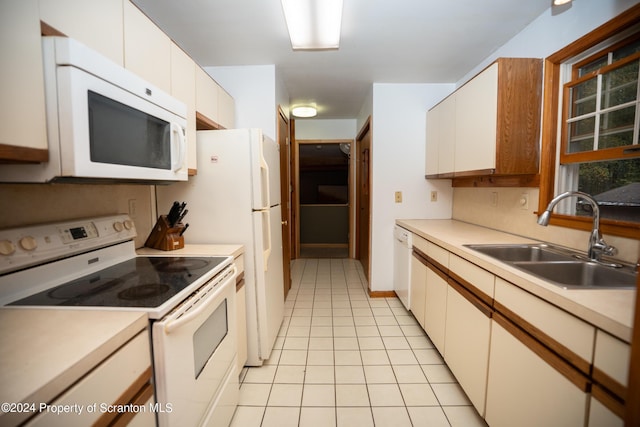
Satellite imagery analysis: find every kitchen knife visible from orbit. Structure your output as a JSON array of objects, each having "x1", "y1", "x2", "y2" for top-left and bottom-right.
[
  {"x1": 167, "y1": 201, "x2": 180, "y2": 225},
  {"x1": 176, "y1": 209, "x2": 188, "y2": 224}
]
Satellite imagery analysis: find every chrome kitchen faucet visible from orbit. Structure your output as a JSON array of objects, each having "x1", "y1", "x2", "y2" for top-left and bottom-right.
[{"x1": 537, "y1": 191, "x2": 619, "y2": 265}]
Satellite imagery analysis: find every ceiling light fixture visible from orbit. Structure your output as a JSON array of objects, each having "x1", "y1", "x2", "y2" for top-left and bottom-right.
[
  {"x1": 280, "y1": 0, "x2": 343, "y2": 50},
  {"x1": 291, "y1": 106, "x2": 318, "y2": 118},
  {"x1": 553, "y1": 0, "x2": 572, "y2": 5}
]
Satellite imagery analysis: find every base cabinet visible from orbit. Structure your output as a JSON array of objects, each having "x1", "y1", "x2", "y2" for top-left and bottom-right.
[
  {"x1": 424, "y1": 264, "x2": 447, "y2": 354},
  {"x1": 485, "y1": 318, "x2": 588, "y2": 427},
  {"x1": 444, "y1": 283, "x2": 491, "y2": 416},
  {"x1": 409, "y1": 251, "x2": 427, "y2": 328}
]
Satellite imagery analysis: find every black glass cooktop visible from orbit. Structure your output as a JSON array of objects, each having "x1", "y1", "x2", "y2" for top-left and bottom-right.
[{"x1": 10, "y1": 256, "x2": 227, "y2": 308}]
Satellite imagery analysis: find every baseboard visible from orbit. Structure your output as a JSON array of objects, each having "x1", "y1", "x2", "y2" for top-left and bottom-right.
[{"x1": 367, "y1": 289, "x2": 397, "y2": 298}]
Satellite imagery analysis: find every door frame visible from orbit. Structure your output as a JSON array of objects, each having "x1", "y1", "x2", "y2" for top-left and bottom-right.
[
  {"x1": 355, "y1": 116, "x2": 372, "y2": 282},
  {"x1": 293, "y1": 138, "x2": 354, "y2": 258},
  {"x1": 277, "y1": 106, "x2": 292, "y2": 298}
]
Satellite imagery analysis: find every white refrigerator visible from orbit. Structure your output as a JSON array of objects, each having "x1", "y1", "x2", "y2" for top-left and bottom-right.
[{"x1": 156, "y1": 129, "x2": 284, "y2": 366}]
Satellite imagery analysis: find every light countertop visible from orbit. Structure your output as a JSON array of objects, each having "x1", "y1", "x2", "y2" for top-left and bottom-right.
[
  {"x1": 396, "y1": 219, "x2": 636, "y2": 342},
  {"x1": 0, "y1": 308, "x2": 148, "y2": 425},
  {"x1": 137, "y1": 244, "x2": 244, "y2": 258}
]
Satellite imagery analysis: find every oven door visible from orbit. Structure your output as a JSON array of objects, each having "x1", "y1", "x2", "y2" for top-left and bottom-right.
[{"x1": 152, "y1": 266, "x2": 237, "y2": 427}]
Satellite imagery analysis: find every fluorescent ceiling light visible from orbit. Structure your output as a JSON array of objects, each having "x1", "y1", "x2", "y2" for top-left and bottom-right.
[
  {"x1": 291, "y1": 106, "x2": 317, "y2": 118},
  {"x1": 281, "y1": 0, "x2": 343, "y2": 50},
  {"x1": 553, "y1": 0, "x2": 572, "y2": 5}
]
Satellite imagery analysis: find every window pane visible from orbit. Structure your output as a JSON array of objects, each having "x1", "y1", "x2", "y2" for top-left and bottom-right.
[
  {"x1": 568, "y1": 117, "x2": 595, "y2": 153},
  {"x1": 612, "y1": 38, "x2": 640, "y2": 61},
  {"x1": 576, "y1": 158, "x2": 640, "y2": 222},
  {"x1": 570, "y1": 78, "x2": 597, "y2": 117},
  {"x1": 578, "y1": 56, "x2": 608, "y2": 77},
  {"x1": 599, "y1": 105, "x2": 635, "y2": 149},
  {"x1": 600, "y1": 61, "x2": 638, "y2": 109}
]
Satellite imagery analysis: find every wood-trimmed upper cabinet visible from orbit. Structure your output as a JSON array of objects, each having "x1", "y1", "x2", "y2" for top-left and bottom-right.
[
  {"x1": 0, "y1": 0, "x2": 48, "y2": 163},
  {"x1": 426, "y1": 58, "x2": 542, "y2": 179}
]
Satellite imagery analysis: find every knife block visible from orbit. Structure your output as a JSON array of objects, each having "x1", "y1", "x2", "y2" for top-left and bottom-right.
[{"x1": 144, "y1": 215, "x2": 185, "y2": 251}]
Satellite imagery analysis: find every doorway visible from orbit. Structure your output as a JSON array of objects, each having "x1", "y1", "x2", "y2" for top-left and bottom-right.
[{"x1": 295, "y1": 139, "x2": 353, "y2": 258}]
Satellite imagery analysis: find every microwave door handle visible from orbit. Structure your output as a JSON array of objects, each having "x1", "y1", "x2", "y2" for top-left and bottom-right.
[
  {"x1": 163, "y1": 267, "x2": 237, "y2": 334},
  {"x1": 170, "y1": 122, "x2": 186, "y2": 172}
]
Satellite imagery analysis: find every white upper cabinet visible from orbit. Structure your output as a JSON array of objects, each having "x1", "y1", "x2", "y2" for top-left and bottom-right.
[
  {"x1": 124, "y1": 1, "x2": 171, "y2": 93},
  {"x1": 195, "y1": 66, "x2": 220, "y2": 126},
  {"x1": 218, "y1": 87, "x2": 236, "y2": 130},
  {"x1": 170, "y1": 43, "x2": 197, "y2": 173},
  {"x1": 454, "y1": 63, "x2": 498, "y2": 173},
  {"x1": 425, "y1": 94, "x2": 455, "y2": 177},
  {"x1": 39, "y1": 0, "x2": 124, "y2": 66},
  {"x1": 0, "y1": 0, "x2": 48, "y2": 161}
]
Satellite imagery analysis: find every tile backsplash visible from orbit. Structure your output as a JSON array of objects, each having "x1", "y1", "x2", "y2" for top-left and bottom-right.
[
  {"x1": 452, "y1": 187, "x2": 640, "y2": 265},
  {"x1": 0, "y1": 183, "x2": 155, "y2": 248}
]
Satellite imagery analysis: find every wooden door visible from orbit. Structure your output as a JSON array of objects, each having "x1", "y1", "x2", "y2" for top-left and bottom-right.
[
  {"x1": 356, "y1": 118, "x2": 371, "y2": 282},
  {"x1": 277, "y1": 107, "x2": 292, "y2": 298}
]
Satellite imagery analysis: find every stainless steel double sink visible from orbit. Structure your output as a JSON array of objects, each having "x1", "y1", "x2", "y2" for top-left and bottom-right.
[{"x1": 464, "y1": 243, "x2": 637, "y2": 290}]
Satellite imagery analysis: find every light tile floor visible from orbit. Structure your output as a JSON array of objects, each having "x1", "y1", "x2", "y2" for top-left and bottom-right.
[{"x1": 231, "y1": 258, "x2": 487, "y2": 427}]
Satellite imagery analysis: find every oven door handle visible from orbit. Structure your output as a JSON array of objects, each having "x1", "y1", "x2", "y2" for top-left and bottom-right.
[{"x1": 163, "y1": 266, "x2": 236, "y2": 334}]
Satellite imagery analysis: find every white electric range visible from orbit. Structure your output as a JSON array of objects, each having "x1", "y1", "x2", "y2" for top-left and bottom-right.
[{"x1": 0, "y1": 215, "x2": 239, "y2": 427}]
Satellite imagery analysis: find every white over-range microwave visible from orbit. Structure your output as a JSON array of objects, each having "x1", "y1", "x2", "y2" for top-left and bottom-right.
[{"x1": 0, "y1": 36, "x2": 187, "y2": 183}]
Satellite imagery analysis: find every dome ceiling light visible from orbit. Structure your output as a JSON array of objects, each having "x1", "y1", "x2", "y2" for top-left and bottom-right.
[{"x1": 291, "y1": 106, "x2": 318, "y2": 118}]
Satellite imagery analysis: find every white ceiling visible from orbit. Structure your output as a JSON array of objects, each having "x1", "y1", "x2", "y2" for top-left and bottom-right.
[{"x1": 132, "y1": 0, "x2": 554, "y2": 119}]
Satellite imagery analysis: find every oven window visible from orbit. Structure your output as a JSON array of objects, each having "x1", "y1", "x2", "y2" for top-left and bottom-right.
[
  {"x1": 193, "y1": 299, "x2": 228, "y2": 379},
  {"x1": 88, "y1": 91, "x2": 171, "y2": 169}
]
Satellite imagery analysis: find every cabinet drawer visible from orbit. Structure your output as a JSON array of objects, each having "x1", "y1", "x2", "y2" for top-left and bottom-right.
[
  {"x1": 494, "y1": 278, "x2": 594, "y2": 374},
  {"x1": 426, "y1": 241, "x2": 449, "y2": 269},
  {"x1": 412, "y1": 234, "x2": 429, "y2": 255},
  {"x1": 448, "y1": 254, "x2": 494, "y2": 301},
  {"x1": 28, "y1": 330, "x2": 151, "y2": 426}
]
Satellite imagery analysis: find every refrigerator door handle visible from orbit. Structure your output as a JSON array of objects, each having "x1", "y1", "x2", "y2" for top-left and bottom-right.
[
  {"x1": 262, "y1": 210, "x2": 272, "y2": 271},
  {"x1": 260, "y1": 148, "x2": 271, "y2": 210}
]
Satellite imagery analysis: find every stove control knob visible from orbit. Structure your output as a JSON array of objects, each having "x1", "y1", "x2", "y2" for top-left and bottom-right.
[
  {"x1": 19, "y1": 236, "x2": 37, "y2": 251},
  {"x1": 0, "y1": 240, "x2": 16, "y2": 256},
  {"x1": 123, "y1": 219, "x2": 134, "y2": 230},
  {"x1": 113, "y1": 222, "x2": 124, "y2": 232}
]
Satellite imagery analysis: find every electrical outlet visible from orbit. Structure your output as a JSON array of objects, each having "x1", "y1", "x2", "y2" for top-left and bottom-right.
[
  {"x1": 430, "y1": 191, "x2": 438, "y2": 202},
  {"x1": 520, "y1": 193, "x2": 529, "y2": 210},
  {"x1": 395, "y1": 191, "x2": 402, "y2": 203},
  {"x1": 490, "y1": 192, "x2": 498, "y2": 207}
]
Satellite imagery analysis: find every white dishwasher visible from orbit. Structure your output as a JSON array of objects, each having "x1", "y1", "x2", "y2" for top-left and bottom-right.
[{"x1": 393, "y1": 225, "x2": 412, "y2": 309}]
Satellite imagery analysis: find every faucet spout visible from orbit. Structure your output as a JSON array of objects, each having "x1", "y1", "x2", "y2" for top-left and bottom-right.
[{"x1": 537, "y1": 191, "x2": 618, "y2": 262}]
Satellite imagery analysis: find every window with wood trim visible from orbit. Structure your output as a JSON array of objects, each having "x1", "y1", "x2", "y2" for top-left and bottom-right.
[{"x1": 539, "y1": 5, "x2": 640, "y2": 239}]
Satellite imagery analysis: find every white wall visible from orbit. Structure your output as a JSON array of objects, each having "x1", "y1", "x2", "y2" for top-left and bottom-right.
[
  {"x1": 295, "y1": 119, "x2": 357, "y2": 139},
  {"x1": 457, "y1": 0, "x2": 639, "y2": 86},
  {"x1": 369, "y1": 83, "x2": 455, "y2": 292},
  {"x1": 204, "y1": 65, "x2": 282, "y2": 140}
]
